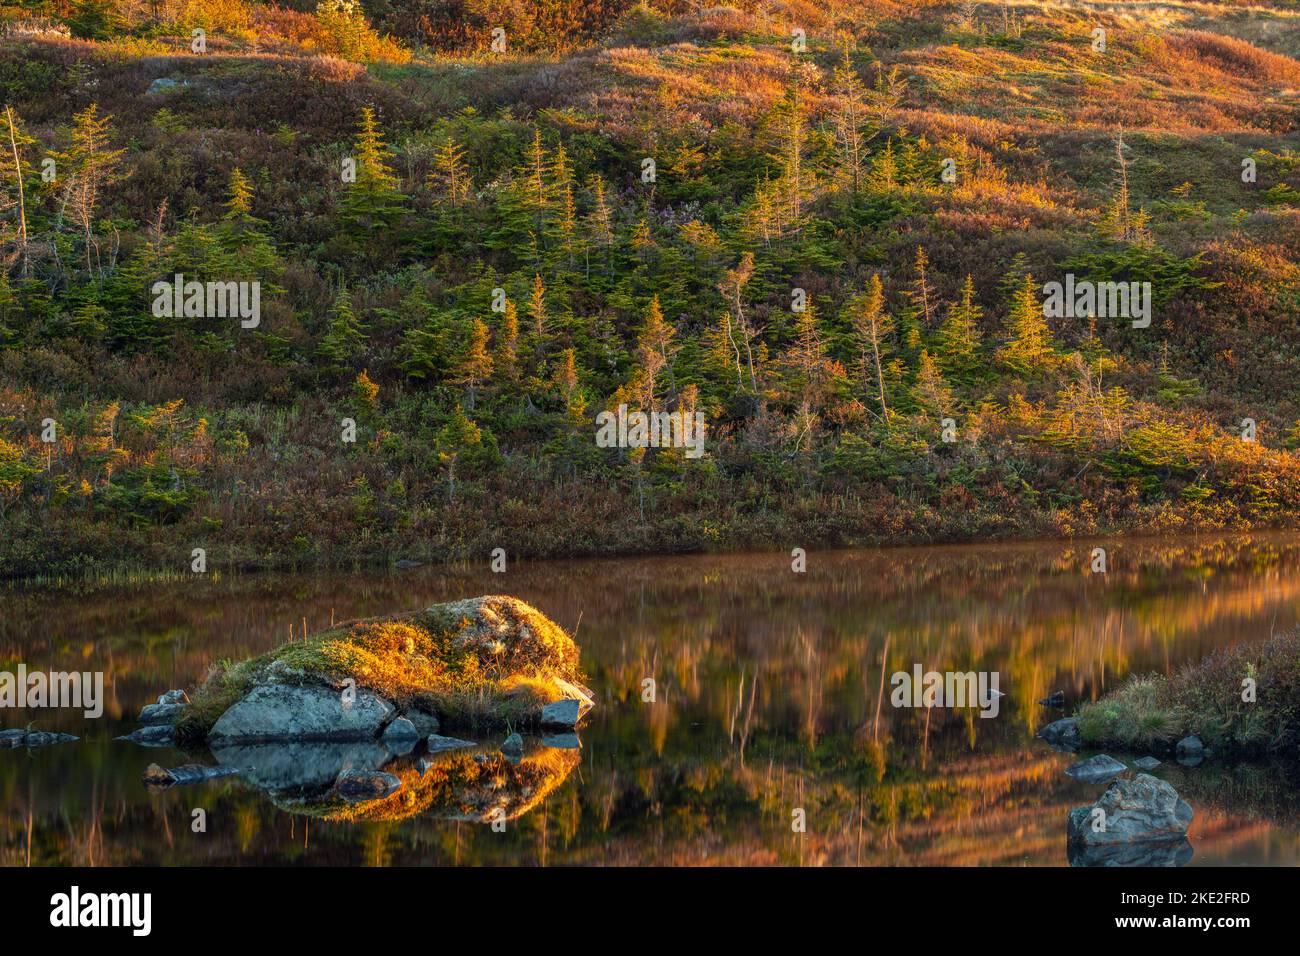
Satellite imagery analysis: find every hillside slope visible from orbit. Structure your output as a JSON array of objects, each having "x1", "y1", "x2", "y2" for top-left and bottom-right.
[{"x1": 2, "y1": 1, "x2": 1300, "y2": 577}]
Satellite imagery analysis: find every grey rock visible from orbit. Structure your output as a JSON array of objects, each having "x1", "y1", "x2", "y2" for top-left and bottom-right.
[
  {"x1": 117, "y1": 725, "x2": 175, "y2": 747},
  {"x1": 143, "y1": 763, "x2": 239, "y2": 787},
  {"x1": 394, "y1": 558, "x2": 423, "y2": 569},
  {"x1": 542, "y1": 732, "x2": 581, "y2": 750},
  {"x1": 158, "y1": 689, "x2": 190, "y2": 705},
  {"x1": 501, "y1": 732, "x2": 524, "y2": 756},
  {"x1": 335, "y1": 769, "x2": 401, "y2": 801},
  {"x1": 426, "y1": 734, "x2": 475, "y2": 753},
  {"x1": 553, "y1": 678, "x2": 596, "y2": 718},
  {"x1": 404, "y1": 707, "x2": 440, "y2": 735},
  {"x1": 540, "y1": 698, "x2": 582, "y2": 729},
  {"x1": 1135, "y1": 756, "x2": 1162, "y2": 770},
  {"x1": 211, "y1": 740, "x2": 389, "y2": 793},
  {"x1": 1037, "y1": 717, "x2": 1081, "y2": 749},
  {"x1": 1176, "y1": 735, "x2": 1204, "y2": 757},
  {"x1": 380, "y1": 717, "x2": 419, "y2": 741},
  {"x1": 0, "y1": 729, "x2": 28, "y2": 748},
  {"x1": 1038, "y1": 691, "x2": 1065, "y2": 708},
  {"x1": 1065, "y1": 754, "x2": 1128, "y2": 783},
  {"x1": 146, "y1": 77, "x2": 188, "y2": 94},
  {"x1": 1067, "y1": 773, "x2": 1194, "y2": 846},
  {"x1": 209, "y1": 683, "x2": 394, "y2": 742},
  {"x1": 138, "y1": 702, "x2": 187, "y2": 725}
]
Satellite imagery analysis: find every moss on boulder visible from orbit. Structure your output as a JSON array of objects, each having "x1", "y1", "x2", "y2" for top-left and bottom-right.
[{"x1": 176, "y1": 596, "x2": 588, "y2": 746}]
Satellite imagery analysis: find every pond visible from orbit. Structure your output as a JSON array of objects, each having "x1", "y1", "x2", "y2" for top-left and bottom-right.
[{"x1": 4, "y1": 534, "x2": 1300, "y2": 866}]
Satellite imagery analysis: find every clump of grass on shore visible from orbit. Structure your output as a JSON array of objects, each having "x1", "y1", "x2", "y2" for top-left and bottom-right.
[{"x1": 1078, "y1": 629, "x2": 1300, "y2": 755}]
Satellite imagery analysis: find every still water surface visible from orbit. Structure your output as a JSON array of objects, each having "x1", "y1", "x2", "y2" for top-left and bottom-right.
[{"x1": 4, "y1": 535, "x2": 1300, "y2": 866}]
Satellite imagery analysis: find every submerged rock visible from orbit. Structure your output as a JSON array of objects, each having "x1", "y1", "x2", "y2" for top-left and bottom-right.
[
  {"x1": 1, "y1": 729, "x2": 78, "y2": 748},
  {"x1": 335, "y1": 769, "x2": 401, "y2": 801},
  {"x1": 542, "y1": 732, "x2": 581, "y2": 750},
  {"x1": 1065, "y1": 754, "x2": 1128, "y2": 783},
  {"x1": 142, "y1": 763, "x2": 240, "y2": 788},
  {"x1": 117, "y1": 725, "x2": 175, "y2": 747},
  {"x1": 427, "y1": 734, "x2": 475, "y2": 753},
  {"x1": 1135, "y1": 756, "x2": 1162, "y2": 770},
  {"x1": 1038, "y1": 717, "x2": 1081, "y2": 749},
  {"x1": 1038, "y1": 691, "x2": 1065, "y2": 708},
  {"x1": 1067, "y1": 773, "x2": 1193, "y2": 847},
  {"x1": 209, "y1": 683, "x2": 395, "y2": 742},
  {"x1": 1176, "y1": 735, "x2": 1204, "y2": 757}
]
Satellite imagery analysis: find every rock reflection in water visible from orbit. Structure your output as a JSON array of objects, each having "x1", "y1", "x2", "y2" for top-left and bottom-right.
[
  {"x1": 216, "y1": 739, "x2": 581, "y2": 824},
  {"x1": 1068, "y1": 838, "x2": 1194, "y2": 867}
]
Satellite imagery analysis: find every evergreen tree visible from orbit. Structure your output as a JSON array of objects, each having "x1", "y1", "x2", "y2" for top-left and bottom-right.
[
  {"x1": 908, "y1": 246, "x2": 935, "y2": 330},
  {"x1": 450, "y1": 317, "x2": 493, "y2": 410},
  {"x1": 830, "y1": 50, "x2": 869, "y2": 194},
  {"x1": 935, "y1": 275, "x2": 984, "y2": 380},
  {"x1": 53, "y1": 103, "x2": 126, "y2": 278},
  {"x1": 436, "y1": 405, "x2": 482, "y2": 503},
  {"x1": 319, "y1": 286, "x2": 367, "y2": 368},
  {"x1": 343, "y1": 106, "x2": 406, "y2": 232},
  {"x1": 216, "y1": 168, "x2": 281, "y2": 284},
  {"x1": 913, "y1": 349, "x2": 954, "y2": 418},
  {"x1": 997, "y1": 273, "x2": 1054, "y2": 373},
  {"x1": 633, "y1": 295, "x2": 676, "y2": 410},
  {"x1": 850, "y1": 274, "x2": 893, "y2": 420},
  {"x1": 585, "y1": 175, "x2": 615, "y2": 275},
  {"x1": 429, "y1": 136, "x2": 472, "y2": 206},
  {"x1": 493, "y1": 299, "x2": 520, "y2": 387},
  {"x1": 785, "y1": 297, "x2": 832, "y2": 448}
]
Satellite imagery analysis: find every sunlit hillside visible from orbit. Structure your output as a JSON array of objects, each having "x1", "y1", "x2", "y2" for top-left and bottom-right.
[{"x1": 2, "y1": 1, "x2": 1300, "y2": 577}]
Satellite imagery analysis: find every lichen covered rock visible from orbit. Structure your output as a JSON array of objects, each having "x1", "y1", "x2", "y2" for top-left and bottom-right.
[{"x1": 1067, "y1": 773, "x2": 1194, "y2": 846}]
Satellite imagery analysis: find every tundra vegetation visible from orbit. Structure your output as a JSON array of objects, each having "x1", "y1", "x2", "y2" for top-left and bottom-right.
[
  {"x1": 2, "y1": 1, "x2": 1300, "y2": 578},
  {"x1": 1077, "y1": 628, "x2": 1300, "y2": 755}
]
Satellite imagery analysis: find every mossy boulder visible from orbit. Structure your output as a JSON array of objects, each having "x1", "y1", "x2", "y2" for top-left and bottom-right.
[{"x1": 177, "y1": 596, "x2": 590, "y2": 746}]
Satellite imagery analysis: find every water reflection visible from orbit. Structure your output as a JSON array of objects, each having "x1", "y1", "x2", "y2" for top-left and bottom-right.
[{"x1": 4, "y1": 533, "x2": 1300, "y2": 865}]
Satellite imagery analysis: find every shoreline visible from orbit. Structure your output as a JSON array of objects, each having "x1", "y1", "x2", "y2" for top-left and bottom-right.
[{"x1": 9, "y1": 523, "x2": 1300, "y2": 589}]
